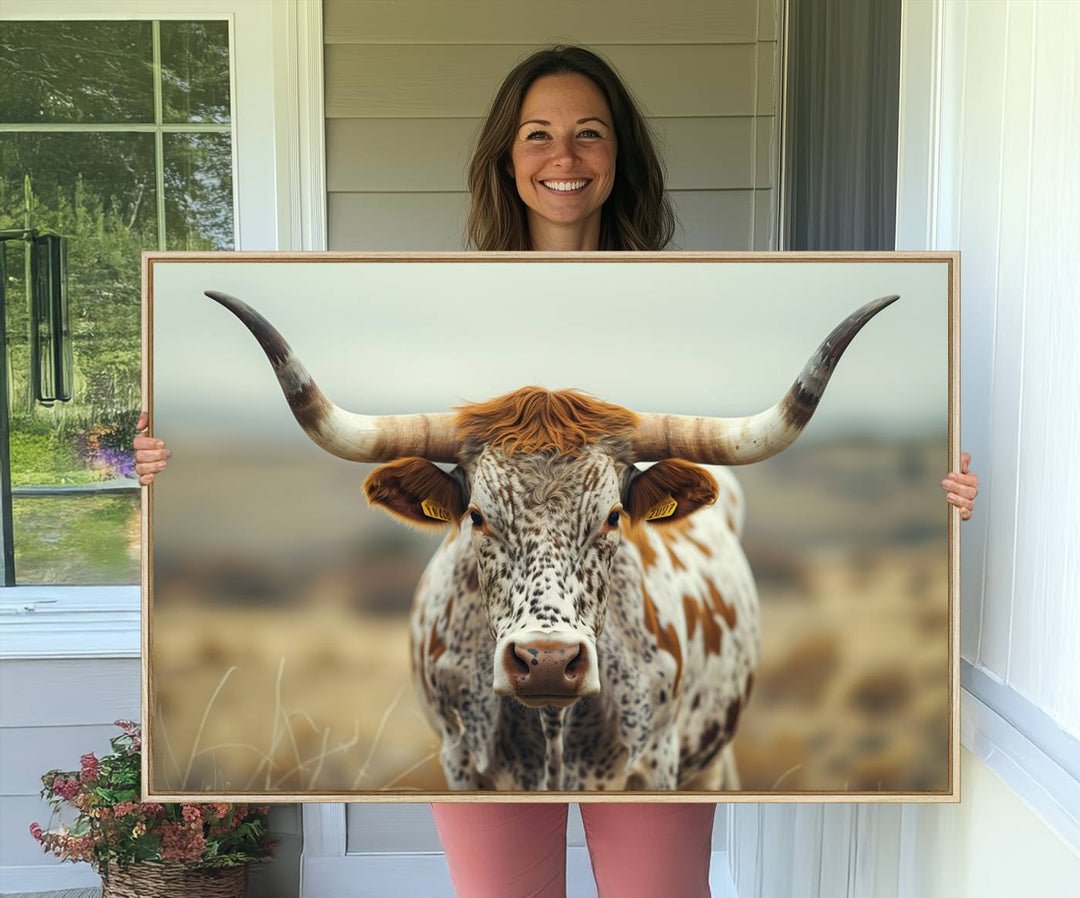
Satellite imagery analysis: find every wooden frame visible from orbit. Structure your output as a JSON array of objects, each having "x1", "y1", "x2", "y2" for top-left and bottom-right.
[{"x1": 142, "y1": 250, "x2": 959, "y2": 802}]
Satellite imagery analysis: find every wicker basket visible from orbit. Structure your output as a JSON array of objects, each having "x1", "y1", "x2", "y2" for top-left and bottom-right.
[{"x1": 100, "y1": 862, "x2": 247, "y2": 898}]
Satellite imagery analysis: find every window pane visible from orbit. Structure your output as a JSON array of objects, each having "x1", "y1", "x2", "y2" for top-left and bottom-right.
[
  {"x1": 1, "y1": 19, "x2": 234, "y2": 586},
  {"x1": 163, "y1": 133, "x2": 235, "y2": 250},
  {"x1": 160, "y1": 21, "x2": 232, "y2": 124},
  {"x1": 12, "y1": 494, "x2": 140, "y2": 585},
  {"x1": 1, "y1": 132, "x2": 154, "y2": 467},
  {"x1": 0, "y1": 22, "x2": 154, "y2": 124},
  {"x1": 0, "y1": 133, "x2": 158, "y2": 244},
  {"x1": 2, "y1": 131, "x2": 150, "y2": 584}
]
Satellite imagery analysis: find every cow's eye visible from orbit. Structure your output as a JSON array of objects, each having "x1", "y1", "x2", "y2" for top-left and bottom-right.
[
  {"x1": 606, "y1": 510, "x2": 621, "y2": 528},
  {"x1": 470, "y1": 510, "x2": 484, "y2": 528}
]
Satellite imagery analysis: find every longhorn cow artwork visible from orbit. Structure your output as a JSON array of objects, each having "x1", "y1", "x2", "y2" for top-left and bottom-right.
[{"x1": 195, "y1": 289, "x2": 898, "y2": 791}]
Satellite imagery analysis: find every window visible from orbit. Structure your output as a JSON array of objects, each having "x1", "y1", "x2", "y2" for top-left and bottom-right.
[{"x1": 1, "y1": 19, "x2": 234, "y2": 585}]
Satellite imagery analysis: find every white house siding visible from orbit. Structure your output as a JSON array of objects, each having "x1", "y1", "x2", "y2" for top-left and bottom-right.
[
  {"x1": 929, "y1": 0, "x2": 1080, "y2": 738},
  {"x1": 324, "y1": 0, "x2": 781, "y2": 252},
  {"x1": 0, "y1": 659, "x2": 139, "y2": 895},
  {"x1": 894, "y1": 1, "x2": 1080, "y2": 886}
]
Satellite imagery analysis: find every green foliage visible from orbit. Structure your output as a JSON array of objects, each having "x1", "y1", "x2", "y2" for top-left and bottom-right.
[
  {"x1": 31, "y1": 722, "x2": 275, "y2": 875},
  {"x1": 1, "y1": 18, "x2": 234, "y2": 443},
  {"x1": 8, "y1": 426, "x2": 91, "y2": 486},
  {"x1": 1, "y1": 161, "x2": 146, "y2": 431}
]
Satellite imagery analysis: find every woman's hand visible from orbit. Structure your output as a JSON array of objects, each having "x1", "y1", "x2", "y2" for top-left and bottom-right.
[
  {"x1": 942, "y1": 451, "x2": 979, "y2": 521},
  {"x1": 133, "y1": 411, "x2": 171, "y2": 486}
]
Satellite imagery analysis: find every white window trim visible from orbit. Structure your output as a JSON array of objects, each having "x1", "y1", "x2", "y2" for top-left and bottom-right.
[
  {"x1": 0, "y1": 0, "x2": 326, "y2": 659},
  {"x1": 961, "y1": 669, "x2": 1080, "y2": 853}
]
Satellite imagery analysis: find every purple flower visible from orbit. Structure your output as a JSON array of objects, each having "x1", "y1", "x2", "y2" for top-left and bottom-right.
[{"x1": 96, "y1": 446, "x2": 136, "y2": 480}]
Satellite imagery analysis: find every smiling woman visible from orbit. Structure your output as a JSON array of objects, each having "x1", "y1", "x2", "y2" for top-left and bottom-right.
[
  {"x1": 509, "y1": 73, "x2": 617, "y2": 250},
  {"x1": 465, "y1": 45, "x2": 674, "y2": 253}
]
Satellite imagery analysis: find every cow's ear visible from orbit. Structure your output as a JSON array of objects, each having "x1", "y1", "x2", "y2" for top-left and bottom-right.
[
  {"x1": 364, "y1": 458, "x2": 467, "y2": 528},
  {"x1": 625, "y1": 459, "x2": 718, "y2": 526}
]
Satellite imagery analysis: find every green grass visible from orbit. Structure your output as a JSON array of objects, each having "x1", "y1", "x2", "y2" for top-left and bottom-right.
[
  {"x1": 13, "y1": 494, "x2": 140, "y2": 584},
  {"x1": 9, "y1": 426, "x2": 97, "y2": 486}
]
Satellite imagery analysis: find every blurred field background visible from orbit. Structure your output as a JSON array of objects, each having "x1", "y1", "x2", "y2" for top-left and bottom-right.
[{"x1": 150, "y1": 436, "x2": 949, "y2": 796}]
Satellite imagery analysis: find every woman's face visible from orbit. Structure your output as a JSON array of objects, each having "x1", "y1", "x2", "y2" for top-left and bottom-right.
[{"x1": 509, "y1": 73, "x2": 617, "y2": 246}]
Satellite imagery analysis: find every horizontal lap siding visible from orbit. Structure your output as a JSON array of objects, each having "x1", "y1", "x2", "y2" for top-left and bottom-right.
[
  {"x1": 324, "y1": 0, "x2": 761, "y2": 45},
  {"x1": 325, "y1": 45, "x2": 761, "y2": 118},
  {"x1": 327, "y1": 117, "x2": 770, "y2": 192},
  {"x1": 328, "y1": 188, "x2": 760, "y2": 251},
  {"x1": 324, "y1": 0, "x2": 780, "y2": 252},
  {"x1": 0, "y1": 659, "x2": 140, "y2": 867},
  {"x1": 0, "y1": 660, "x2": 140, "y2": 728}
]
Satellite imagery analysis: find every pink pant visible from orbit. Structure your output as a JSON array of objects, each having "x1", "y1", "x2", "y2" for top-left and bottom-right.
[{"x1": 431, "y1": 802, "x2": 716, "y2": 898}]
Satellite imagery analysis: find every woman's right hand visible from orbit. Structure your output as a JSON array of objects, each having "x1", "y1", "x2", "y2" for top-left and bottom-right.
[{"x1": 133, "y1": 411, "x2": 171, "y2": 485}]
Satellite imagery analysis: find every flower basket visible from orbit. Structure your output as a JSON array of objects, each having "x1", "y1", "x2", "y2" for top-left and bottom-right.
[
  {"x1": 101, "y1": 861, "x2": 247, "y2": 898},
  {"x1": 31, "y1": 721, "x2": 273, "y2": 892}
]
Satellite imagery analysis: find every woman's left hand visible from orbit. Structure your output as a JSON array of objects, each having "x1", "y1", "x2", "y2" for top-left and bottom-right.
[{"x1": 942, "y1": 451, "x2": 979, "y2": 521}]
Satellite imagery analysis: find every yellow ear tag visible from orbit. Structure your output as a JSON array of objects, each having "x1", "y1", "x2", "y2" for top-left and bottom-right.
[
  {"x1": 421, "y1": 499, "x2": 452, "y2": 522},
  {"x1": 644, "y1": 496, "x2": 679, "y2": 521}
]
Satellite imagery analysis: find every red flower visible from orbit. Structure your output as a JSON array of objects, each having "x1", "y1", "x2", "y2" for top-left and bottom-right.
[{"x1": 80, "y1": 753, "x2": 100, "y2": 782}]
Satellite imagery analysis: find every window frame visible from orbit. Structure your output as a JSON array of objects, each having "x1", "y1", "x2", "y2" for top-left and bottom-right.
[{"x1": 0, "y1": 0, "x2": 326, "y2": 659}]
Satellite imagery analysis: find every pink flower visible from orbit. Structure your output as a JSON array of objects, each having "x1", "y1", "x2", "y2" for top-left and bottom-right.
[
  {"x1": 160, "y1": 821, "x2": 206, "y2": 863},
  {"x1": 181, "y1": 805, "x2": 202, "y2": 824},
  {"x1": 52, "y1": 777, "x2": 80, "y2": 801},
  {"x1": 112, "y1": 801, "x2": 137, "y2": 817},
  {"x1": 142, "y1": 803, "x2": 165, "y2": 817},
  {"x1": 29, "y1": 822, "x2": 43, "y2": 842},
  {"x1": 80, "y1": 753, "x2": 99, "y2": 782}
]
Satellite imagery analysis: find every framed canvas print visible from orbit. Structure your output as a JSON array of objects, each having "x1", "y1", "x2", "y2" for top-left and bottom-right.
[{"x1": 142, "y1": 252, "x2": 958, "y2": 802}]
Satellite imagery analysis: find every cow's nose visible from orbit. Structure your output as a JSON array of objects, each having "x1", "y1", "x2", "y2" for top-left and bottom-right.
[{"x1": 504, "y1": 640, "x2": 588, "y2": 700}]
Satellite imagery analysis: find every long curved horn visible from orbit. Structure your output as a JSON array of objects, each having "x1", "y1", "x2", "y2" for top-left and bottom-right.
[
  {"x1": 631, "y1": 294, "x2": 899, "y2": 464},
  {"x1": 205, "y1": 291, "x2": 461, "y2": 463}
]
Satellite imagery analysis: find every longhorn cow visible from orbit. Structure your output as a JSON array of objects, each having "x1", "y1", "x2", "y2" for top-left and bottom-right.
[{"x1": 205, "y1": 290, "x2": 897, "y2": 791}]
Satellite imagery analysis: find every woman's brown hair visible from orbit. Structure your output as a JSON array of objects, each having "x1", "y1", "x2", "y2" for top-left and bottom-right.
[{"x1": 466, "y1": 46, "x2": 676, "y2": 252}]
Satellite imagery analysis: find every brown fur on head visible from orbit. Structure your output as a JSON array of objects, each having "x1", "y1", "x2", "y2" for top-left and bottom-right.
[
  {"x1": 364, "y1": 457, "x2": 466, "y2": 529},
  {"x1": 454, "y1": 387, "x2": 639, "y2": 457},
  {"x1": 626, "y1": 458, "x2": 719, "y2": 526}
]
